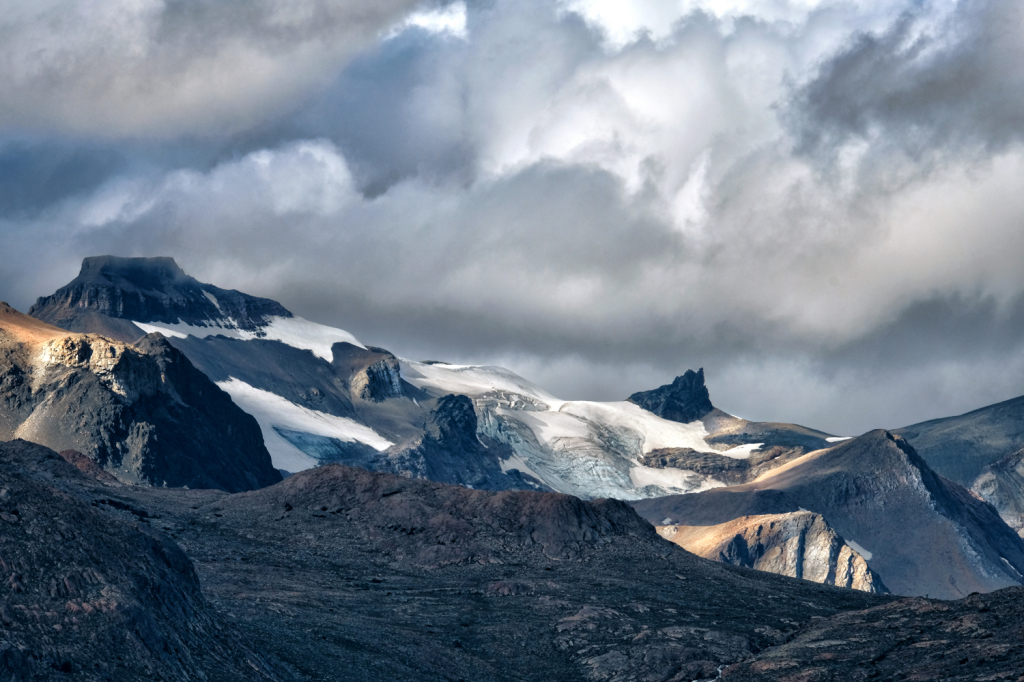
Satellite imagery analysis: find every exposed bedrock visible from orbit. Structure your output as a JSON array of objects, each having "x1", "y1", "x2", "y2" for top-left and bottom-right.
[
  {"x1": 378, "y1": 394, "x2": 542, "y2": 491},
  {"x1": 627, "y1": 368, "x2": 714, "y2": 423},
  {"x1": 1, "y1": 306, "x2": 280, "y2": 492},
  {"x1": 29, "y1": 255, "x2": 289, "y2": 337},
  {"x1": 332, "y1": 342, "x2": 405, "y2": 402},
  {"x1": 657, "y1": 511, "x2": 887, "y2": 593}
]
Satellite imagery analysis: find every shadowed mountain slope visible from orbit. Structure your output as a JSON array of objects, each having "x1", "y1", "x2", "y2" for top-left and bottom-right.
[
  {"x1": 973, "y1": 448, "x2": 1024, "y2": 537},
  {"x1": 895, "y1": 395, "x2": 1024, "y2": 537},
  {"x1": 95, "y1": 462, "x2": 886, "y2": 682},
  {"x1": 634, "y1": 430, "x2": 1024, "y2": 599},
  {"x1": 0, "y1": 440, "x2": 279, "y2": 682},
  {"x1": 1, "y1": 303, "x2": 280, "y2": 492}
]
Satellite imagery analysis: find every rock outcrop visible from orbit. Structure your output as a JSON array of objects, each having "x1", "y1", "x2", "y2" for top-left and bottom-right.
[
  {"x1": 657, "y1": 511, "x2": 887, "y2": 593},
  {"x1": 1, "y1": 304, "x2": 281, "y2": 492},
  {"x1": 332, "y1": 342, "x2": 405, "y2": 402},
  {"x1": 29, "y1": 255, "x2": 290, "y2": 339},
  {"x1": 109, "y1": 461, "x2": 885, "y2": 681},
  {"x1": 634, "y1": 430, "x2": 1024, "y2": 598},
  {"x1": 895, "y1": 393, "x2": 1024, "y2": 536},
  {"x1": 627, "y1": 368, "x2": 715, "y2": 423},
  {"x1": 972, "y1": 448, "x2": 1024, "y2": 537},
  {"x1": 0, "y1": 440, "x2": 278, "y2": 681},
  {"x1": 378, "y1": 394, "x2": 543, "y2": 490}
]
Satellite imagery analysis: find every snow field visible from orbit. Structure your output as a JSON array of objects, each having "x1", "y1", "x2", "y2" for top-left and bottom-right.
[{"x1": 217, "y1": 378, "x2": 392, "y2": 472}]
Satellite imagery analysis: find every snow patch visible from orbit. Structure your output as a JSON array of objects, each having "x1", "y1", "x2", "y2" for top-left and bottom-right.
[
  {"x1": 847, "y1": 539, "x2": 873, "y2": 560},
  {"x1": 498, "y1": 453, "x2": 543, "y2": 482},
  {"x1": 257, "y1": 316, "x2": 365, "y2": 360},
  {"x1": 401, "y1": 360, "x2": 562, "y2": 407},
  {"x1": 826, "y1": 436, "x2": 853, "y2": 443},
  {"x1": 202, "y1": 290, "x2": 221, "y2": 311},
  {"x1": 134, "y1": 314, "x2": 365, "y2": 360},
  {"x1": 216, "y1": 377, "x2": 392, "y2": 472},
  {"x1": 629, "y1": 465, "x2": 724, "y2": 496},
  {"x1": 718, "y1": 442, "x2": 764, "y2": 459}
]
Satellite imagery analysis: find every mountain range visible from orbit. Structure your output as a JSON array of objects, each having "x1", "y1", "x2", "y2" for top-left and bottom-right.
[
  {"x1": 0, "y1": 250, "x2": 1019, "y2": 675},
  {"x1": 19, "y1": 256, "x2": 1024, "y2": 594},
  {"x1": 4, "y1": 254, "x2": 1024, "y2": 679}
]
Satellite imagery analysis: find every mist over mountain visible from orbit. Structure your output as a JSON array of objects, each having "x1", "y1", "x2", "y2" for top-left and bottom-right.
[
  {"x1": 4, "y1": 0, "x2": 1024, "y2": 677},
  {"x1": 5, "y1": 0, "x2": 1024, "y2": 436}
]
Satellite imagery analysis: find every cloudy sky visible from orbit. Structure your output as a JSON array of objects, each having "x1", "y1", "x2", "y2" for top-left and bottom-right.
[{"x1": 3, "y1": 0, "x2": 1024, "y2": 434}]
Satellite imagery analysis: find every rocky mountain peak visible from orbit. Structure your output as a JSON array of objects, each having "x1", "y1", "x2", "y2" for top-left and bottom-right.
[
  {"x1": 0, "y1": 323, "x2": 281, "y2": 492},
  {"x1": 29, "y1": 255, "x2": 291, "y2": 337},
  {"x1": 627, "y1": 368, "x2": 714, "y2": 423},
  {"x1": 427, "y1": 394, "x2": 479, "y2": 448},
  {"x1": 77, "y1": 255, "x2": 189, "y2": 288}
]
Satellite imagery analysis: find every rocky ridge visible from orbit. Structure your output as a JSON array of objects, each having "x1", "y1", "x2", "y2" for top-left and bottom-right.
[
  {"x1": 29, "y1": 255, "x2": 290, "y2": 339},
  {"x1": 634, "y1": 430, "x2": 1024, "y2": 599},
  {"x1": 0, "y1": 439, "x2": 278, "y2": 682},
  {"x1": 1, "y1": 303, "x2": 280, "y2": 492},
  {"x1": 657, "y1": 511, "x2": 887, "y2": 593}
]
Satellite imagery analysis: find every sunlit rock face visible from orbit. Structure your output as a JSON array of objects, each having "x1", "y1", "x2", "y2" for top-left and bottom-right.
[
  {"x1": 657, "y1": 511, "x2": 887, "y2": 593},
  {"x1": 1, "y1": 303, "x2": 280, "y2": 492},
  {"x1": 635, "y1": 430, "x2": 1024, "y2": 599}
]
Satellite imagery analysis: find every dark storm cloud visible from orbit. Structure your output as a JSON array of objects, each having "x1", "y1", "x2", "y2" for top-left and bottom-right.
[
  {"x1": 292, "y1": 28, "x2": 477, "y2": 195},
  {"x1": 794, "y1": 0, "x2": 1024, "y2": 158},
  {"x1": 5, "y1": 0, "x2": 1024, "y2": 435}
]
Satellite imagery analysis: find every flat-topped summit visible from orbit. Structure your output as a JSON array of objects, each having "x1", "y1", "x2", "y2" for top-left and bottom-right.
[
  {"x1": 627, "y1": 368, "x2": 715, "y2": 423},
  {"x1": 29, "y1": 255, "x2": 291, "y2": 340},
  {"x1": 76, "y1": 254, "x2": 190, "y2": 286}
]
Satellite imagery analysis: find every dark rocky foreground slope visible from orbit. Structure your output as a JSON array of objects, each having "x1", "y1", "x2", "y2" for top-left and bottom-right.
[
  {"x1": 0, "y1": 303, "x2": 280, "y2": 491},
  {"x1": 8, "y1": 440, "x2": 1024, "y2": 681},
  {"x1": 634, "y1": 430, "x2": 1024, "y2": 599},
  {"x1": 0, "y1": 440, "x2": 277, "y2": 681},
  {"x1": 87, "y1": 462, "x2": 888, "y2": 682},
  {"x1": 721, "y1": 587, "x2": 1024, "y2": 682}
]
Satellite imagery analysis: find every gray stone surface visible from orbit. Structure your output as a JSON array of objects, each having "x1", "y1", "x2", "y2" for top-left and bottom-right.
[
  {"x1": 0, "y1": 440, "x2": 280, "y2": 682},
  {"x1": 1, "y1": 305, "x2": 280, "y2": 492},
  {"x1": 634, "y1": 431, "x2": 1024, "y2": 599}
]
